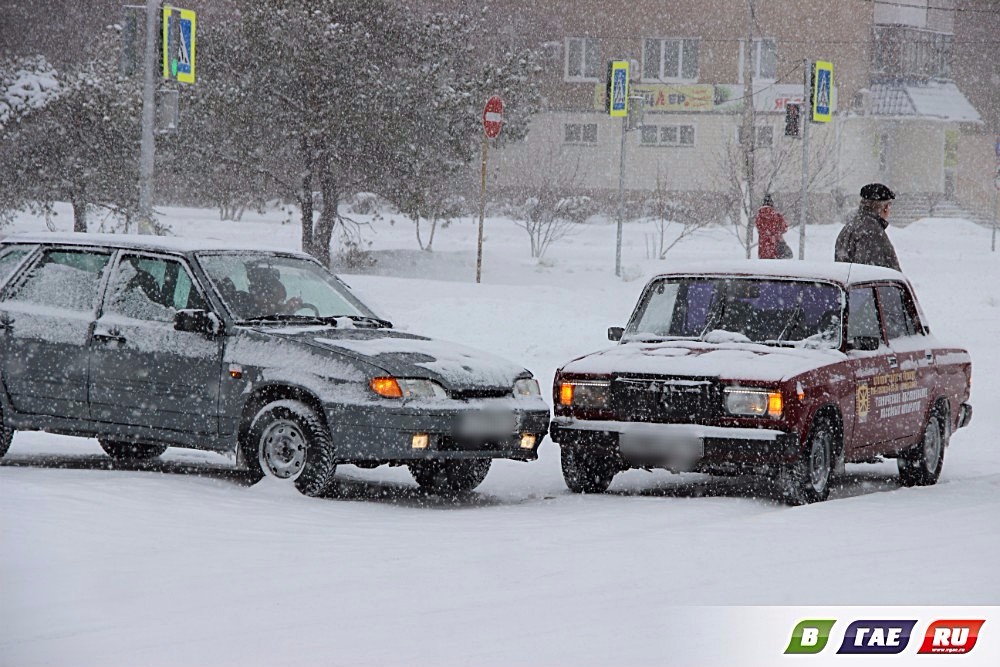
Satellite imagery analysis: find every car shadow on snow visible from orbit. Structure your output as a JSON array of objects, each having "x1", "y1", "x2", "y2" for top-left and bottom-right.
[
  {"x1": 0, "y1": 453, "x2": 261, "y2": 486},
  {"x1": 611, "y1": 467, "x2": 903, "y2": 504},
  {"x1": 0, "y1": 454, "x2": 524, "y2": 509}
]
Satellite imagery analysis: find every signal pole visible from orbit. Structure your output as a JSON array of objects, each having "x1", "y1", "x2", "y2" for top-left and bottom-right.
[
  {"x1": 798, "y1": 59, "x2": 810, "y2": 260},
  {"x1": 137, "y1": 0, "x2": 159, "y2": 234}
]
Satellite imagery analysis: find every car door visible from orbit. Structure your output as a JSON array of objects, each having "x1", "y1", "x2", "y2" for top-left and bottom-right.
[
  {"x1": 0, "y1": 246, "x2": 112, "y2": 419},
  {"x1": 844, "y1": 284, "x2": 897, "y2": 458},
  {"x1": 876, "y1": 282, "x2": 931, "y2": 447},
  {"x1": 88, "y1": 252, "x2": 224, "y2": 434}
]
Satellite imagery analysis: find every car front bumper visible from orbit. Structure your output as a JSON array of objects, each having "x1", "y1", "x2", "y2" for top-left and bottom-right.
[
  {"x1": 325, "y1": 400, "x2": 551, "y2": 464},
  {"x1": 551, "y1": 418, "x2": 800, "y2": 474}
]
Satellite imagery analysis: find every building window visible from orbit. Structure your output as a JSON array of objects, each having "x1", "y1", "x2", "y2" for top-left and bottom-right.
[
  {"x1": 873, "y1": 26, "x2": 952, "y2": 80},
  {"x1": 640, "y1": 124, "x2": 696, "y2": 147},
  {"x1": 737, "y1": 125, "x2": 774, "y2": 148},
  {"x1": 565, "y1": 123, "x2": 598, "y2": 144},
  {"x1": 740, "y1": 38, "x2": 777, "y2": 81},
  {"x1": 565, "y1": 37, "x2": 601, "y2": 80},
  {"x1": 642, "y1": 38, "x2": 699, "y2": 81}
]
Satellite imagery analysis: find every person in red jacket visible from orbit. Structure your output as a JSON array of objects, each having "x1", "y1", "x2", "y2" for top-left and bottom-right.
[{"x1": 755, "y1": 194, "x2": 792, "y2": 259}]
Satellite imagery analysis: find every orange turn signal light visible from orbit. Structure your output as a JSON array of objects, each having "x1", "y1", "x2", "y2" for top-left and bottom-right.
[
  {"x1": 559, "y1": 383, "x2": 574, "y2": 406},
  {"x1": 370, "y1": 377, "x2": 403, "y2": 398},
  {"x1": 767, "y1": 392, "x2": 783, "y2": 417}
]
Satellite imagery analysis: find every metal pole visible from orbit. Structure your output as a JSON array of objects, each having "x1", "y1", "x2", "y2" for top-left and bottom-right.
[
  {"x1": 992, "y1": 185, "x2": 998, "y2": 253},
  {"x1": 476, "y1": 135, "x2": 488, "y2": 283},
  {"x1": 798, "y1": 59, "x2": 810, "y2": 260},
  {"x1": 742, "y1": 0, "x2": 756, "y2": 259},
  {"x1": 137, "y1": 0, "x2": 159, "y2": 234},
  {"x1": 615, "y1": 115, "x2": 627, "y2": 277}
]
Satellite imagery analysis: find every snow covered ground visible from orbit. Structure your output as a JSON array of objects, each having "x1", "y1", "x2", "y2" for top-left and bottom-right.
[{"x1": 2, "y1": 205, "x2": 999, "y2": 666}]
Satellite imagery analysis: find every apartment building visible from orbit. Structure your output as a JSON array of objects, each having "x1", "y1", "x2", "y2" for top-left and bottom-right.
[{"x1": 427, "y1": 0, "x2": 988, "y2": 223}]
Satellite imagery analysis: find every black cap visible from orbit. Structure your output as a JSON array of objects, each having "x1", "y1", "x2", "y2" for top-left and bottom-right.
[{"x1": 860, "y1": 183, "x2": 895, "y2": 201}]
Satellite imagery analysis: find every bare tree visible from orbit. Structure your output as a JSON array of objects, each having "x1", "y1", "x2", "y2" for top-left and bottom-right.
[{"x1": 642, "y1": 172, "x2": 712, "y2": 259}]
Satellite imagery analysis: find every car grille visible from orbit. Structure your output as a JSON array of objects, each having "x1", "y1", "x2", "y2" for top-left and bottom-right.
[{"x1": 610, "y1": 376, "x2": 722, "y2": 423}]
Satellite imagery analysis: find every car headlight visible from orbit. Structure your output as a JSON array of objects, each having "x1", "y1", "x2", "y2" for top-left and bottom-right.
[
  {"x1": 724, "y1": 387, "x2": 782, "y2": 418},
  {"x1": 558, "y1": 380, "x2": 611, "y2": 408},
  {"x1": 513, "y1": 377, "x2": 540, "y2": 398},
  {"x1": 370, "y1": 377, "x2": 447, "y2": 399}
]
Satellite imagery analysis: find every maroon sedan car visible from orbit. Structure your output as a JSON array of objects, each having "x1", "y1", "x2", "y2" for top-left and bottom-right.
[{"x1": 551, "y1": 261, "x2": 972, "y2": 504}]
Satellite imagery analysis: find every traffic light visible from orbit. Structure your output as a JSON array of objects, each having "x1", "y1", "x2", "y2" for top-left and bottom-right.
[{"x1": 784, "y1": 102, "x2": 801, "y2": 137}]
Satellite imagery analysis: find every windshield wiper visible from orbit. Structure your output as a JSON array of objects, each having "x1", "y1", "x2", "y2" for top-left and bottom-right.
[
  {"x1": 327, "y1": 315, "x2": 394, "y2": 329},
  {"x1": 241, "y1": 314, "x2": 327, "y2": 324}
]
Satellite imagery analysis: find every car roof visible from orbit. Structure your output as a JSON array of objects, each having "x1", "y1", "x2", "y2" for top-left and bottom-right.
[
  {"x1": 648, "y1": 259, "x2": 906, "y2": 286},
  {"x1": 0, "y1": 232, "x2": 309, "y2": 257}
]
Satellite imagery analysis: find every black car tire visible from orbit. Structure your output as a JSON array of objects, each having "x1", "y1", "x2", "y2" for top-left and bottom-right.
[
  {"x1": 243, "y1": 400, "x2": 336, "y2": 497},
  {"x1": 898, "y1": 411, "x2": 946, "y2": 487},
  {"x1": 0, "y1": 403, "x2": 12, "y2": 459},
  {"x1": 408, "y1": 459, "x2": 491, "y2": 494},
  {"x1": 99, "y1": 439, "x2": 168, "y2": 460},
  {"x1": 779, "y1": 417, "x2": 835, "y2": 505},
  {"x1": 561, "y1": 446, "x2": 616, "y2": 494}
]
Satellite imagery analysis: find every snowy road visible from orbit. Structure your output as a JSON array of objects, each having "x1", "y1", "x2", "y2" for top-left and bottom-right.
[{"x1": 2, "y1": 210, "x2": 999, "y2": 666}]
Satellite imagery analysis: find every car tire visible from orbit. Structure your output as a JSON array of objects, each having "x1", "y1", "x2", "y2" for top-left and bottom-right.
[
  {"x1": 99, "y1": 439, "x2": 168, "y2": 460},
  {"x1": 779, "y1": 417, "x2": 835, "y2": 505},
  {"x1": 898, "y1": 410, "x2": 945, "y2": 487},
  {"x1": 561, "y1": 446, "x2": 616, "y2": 494},
  {"x1": 408, "y1": 459, "x2": 491, "y2": 494},
  {"x1": 243, "y1": 400, "x2": 336, "y2": 497},
  {"x1": 0, "y1": 403, "x2": 12, "y2": 459}
]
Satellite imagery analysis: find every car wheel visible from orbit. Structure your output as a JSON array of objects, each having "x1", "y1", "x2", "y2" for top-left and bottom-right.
[
  {"x1": 243, "y1": 400, "x2": 336, "y2": 497},
  {"x1": 898, "y1": 411, "x2": 945, "y2": 487},
  {"x1": 408, "y1": 459, "x2": 491, "y2": 494},
  {"x1": 561, "y1": 446, "x2": 616, "y2": 494},
  {"x1": 99, "y1": 439, "x2": 168, "y2": 460},
  {"x1": 779, "y1": 417, "x2": 835, "y2": 505},
  {"x1": 0, "y1": 403, "x2": 12, "y2": 459}
]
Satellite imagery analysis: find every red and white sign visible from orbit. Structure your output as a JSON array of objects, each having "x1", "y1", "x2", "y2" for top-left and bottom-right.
[{"x1": 483, "y1": 95, "x2": 503, "y2": 138}]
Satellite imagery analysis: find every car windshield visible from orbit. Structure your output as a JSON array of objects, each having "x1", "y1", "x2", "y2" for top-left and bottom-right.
[
  {"x1": 628, "y1": 277, "x2": 844, "y2": 348},
  {"x1": 197, "y1": 252, "x2": 375, "y2": 323}
]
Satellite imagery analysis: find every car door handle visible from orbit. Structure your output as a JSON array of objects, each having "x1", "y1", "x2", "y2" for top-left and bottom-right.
[
  {"x1": 887, "y1": 355, "x2": 898, "y2": 368},
  {"x1": 924, "y1": 351, "x2": 935, "y2": 363},
  {"x1": 93, "y1": 328, "x2": 126, "y2": 344}
]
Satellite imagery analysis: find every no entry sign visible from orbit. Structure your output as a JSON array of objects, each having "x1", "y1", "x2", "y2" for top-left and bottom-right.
[{"x1": 483, "y1": 95, "x2": 503, "y2": 138}]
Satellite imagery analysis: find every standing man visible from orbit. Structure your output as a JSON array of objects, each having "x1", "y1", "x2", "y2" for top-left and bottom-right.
[
  {"x1": 834, "y1": 183, "x2": 901, "y2": 271},
  {"x1": 755, "y1": 194, "x2": 791, "y2": 259}
]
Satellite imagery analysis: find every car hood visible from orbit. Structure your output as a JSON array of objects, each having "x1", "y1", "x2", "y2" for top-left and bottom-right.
[
  {"x1": 560, "y1": 339, "x2": 845, "y2": 383},
  {"x1": 249, "y1": 325, "x2": 528, "y2": 392}
]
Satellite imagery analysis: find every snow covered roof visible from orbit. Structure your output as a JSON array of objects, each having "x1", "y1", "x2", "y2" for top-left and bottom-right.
[
  {"x1": 1, "y1": 232, "x2": 309, "y2": 257},
  {"x1": 649, "y1": 259, "x2": 905, "y2": 286},
  {"x1": 869, "y1": 80, "x2": 982, "y2": 122}
]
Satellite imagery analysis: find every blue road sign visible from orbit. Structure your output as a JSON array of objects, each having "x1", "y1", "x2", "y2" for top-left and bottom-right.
[
  {"x1": 608, "y1": 60, "x2": 629, "y2": 117},
  {"x1": 812, "y1": 61, "x2": 833, "y2": 123}
]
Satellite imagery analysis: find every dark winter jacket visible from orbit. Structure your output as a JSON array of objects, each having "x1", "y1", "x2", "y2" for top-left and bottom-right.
[{"x1": 834, "y1": 208, "x2": 901, "y2": 272}]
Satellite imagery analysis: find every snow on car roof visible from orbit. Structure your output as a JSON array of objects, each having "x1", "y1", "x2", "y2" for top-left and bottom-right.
[
  {"x1": 649, "y1": 259, "x2": 905, "y2": 286},
  {"x1": 0, "y1": 232, "x2": 309, "y2": 257}
]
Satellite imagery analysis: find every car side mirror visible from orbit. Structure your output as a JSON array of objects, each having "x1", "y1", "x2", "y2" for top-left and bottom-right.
[
  {"x1": 849, "y1": 335, "x2": 881, "y2": 351},
  {"x1": 174, "y1": 309, "x2": 223, "y2": 337},
  {"x1": 608, "y1": 326, "x2": 624, "y2": 342}
]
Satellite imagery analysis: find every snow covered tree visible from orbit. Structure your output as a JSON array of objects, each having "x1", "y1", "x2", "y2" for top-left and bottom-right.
[{"x1": 0, "y1": 41, "x2": 142, "y2": 232}]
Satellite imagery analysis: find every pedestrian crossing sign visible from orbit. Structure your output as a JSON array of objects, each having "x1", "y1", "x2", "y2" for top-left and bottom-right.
[
  {"x1": 607, "y1": 60, "x2": 630, "y2": 118},
  {"x1": 162, "y1": 5, "x2": 196, "y2": 84},
  {"x1": 812, "y1": 60, "x2": 833, "y2": 123}
]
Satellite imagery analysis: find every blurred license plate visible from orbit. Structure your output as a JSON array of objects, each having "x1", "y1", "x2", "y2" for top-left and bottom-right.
[
  {"x1": 459, "y1": 410, "x2": 517, "y2": 438},
  {"x1": 618, "y1": 432, "x2": 703, "y2": 470}
]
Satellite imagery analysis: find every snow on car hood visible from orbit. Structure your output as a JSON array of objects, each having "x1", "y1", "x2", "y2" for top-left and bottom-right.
[
  {"x1": 256, "y1": 326, "x2": 528, "y2": 392},
  {"x1": 561, "y1": 339, "x2": 845, "y2": 383}
]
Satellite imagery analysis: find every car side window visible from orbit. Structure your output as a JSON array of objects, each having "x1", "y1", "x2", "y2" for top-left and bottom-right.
[
  {"x1": 0, "y1": 247, "x2": 33, "y2": 285},
  {"x1": 106, "y1": 254, "x2": 208, "y2": 322},
  {"x1": 847, "y1": 287, "x2": 882, "y2": 342},
  {"x1": 877, "y1": 284, "x2": 920, "y2": 339},
  {"x1": 2, "y1": 248, "x2": 111, "y2": 312}
]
